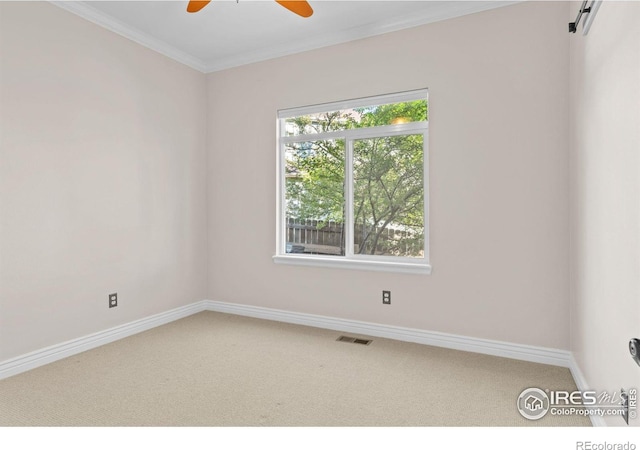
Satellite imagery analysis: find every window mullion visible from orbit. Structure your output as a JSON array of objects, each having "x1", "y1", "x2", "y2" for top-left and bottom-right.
[{"x1": 345, "y1": 138, "x2": 354, "y2": 258}]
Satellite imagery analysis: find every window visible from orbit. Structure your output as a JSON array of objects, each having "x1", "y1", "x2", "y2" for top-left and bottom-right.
[{"x1": 274, "y1": 89, "x2": 430, "y2": 274}]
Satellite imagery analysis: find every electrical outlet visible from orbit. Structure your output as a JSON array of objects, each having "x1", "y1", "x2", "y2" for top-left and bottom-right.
[
  {"x1": 109, "y1": 293, "x2": 117, "y2": 308},
  {"x1": 382, "y1": 290, "x2": 391, "y2": 305}
]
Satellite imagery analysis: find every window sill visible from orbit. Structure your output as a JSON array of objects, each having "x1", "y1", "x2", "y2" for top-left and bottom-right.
[{"x1": 272, "y1": 254, "x2": 431, "y2": 275}]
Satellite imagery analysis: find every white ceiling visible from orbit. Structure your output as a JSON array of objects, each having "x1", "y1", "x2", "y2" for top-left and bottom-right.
[{"x1": 53, "y1": 1, "x2": 519, "y2": 73}]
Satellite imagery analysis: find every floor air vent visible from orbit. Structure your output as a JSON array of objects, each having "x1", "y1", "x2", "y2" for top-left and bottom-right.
[{"x1": 336, "y1": 335, "x2": 372, "y2": 345}]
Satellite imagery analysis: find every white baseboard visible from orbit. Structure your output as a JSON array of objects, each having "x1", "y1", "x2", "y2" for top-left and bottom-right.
[
  {"x1": 205, "y1": 300, "x2": 572, "y2": 368},
  {"x1": 2, "y1": 298, "x2": 598, "y2": 427},
  {"x1": 0, "y1": 301, "x2": 207, "y2": 380},
  {"x1": 0, "y1": 299, "x2": 574, "y2": 385},
  {"x1": 569, "y1": 354, "x2": 605, "y2": 427}
]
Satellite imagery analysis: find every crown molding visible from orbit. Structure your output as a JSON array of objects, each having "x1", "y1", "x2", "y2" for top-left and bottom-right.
[
  {"x1": 204, "y1": 1, "x2": 523, "y2": 72},
  {"x1": 50, "y1": 1, "x2": 209, "y2": 73},
  {"x1": 51, "y1": 1, "x2": 521, "y2": 74}
]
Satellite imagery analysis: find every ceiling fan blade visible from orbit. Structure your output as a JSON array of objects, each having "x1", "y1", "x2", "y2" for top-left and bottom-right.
[
  {"x1": 275, "y1": 1, "x2": 313, "y2": 18},
  {"x1": 187, "y1": 1, "x2": 212, "y2": 13}
]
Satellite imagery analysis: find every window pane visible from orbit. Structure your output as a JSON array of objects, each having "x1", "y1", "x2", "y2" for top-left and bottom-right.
[
  {"x1": 284, "y1": 110, "x2": 357, "y2": 136},
  {"x1": 353, "y1": 134, "x2": 424, "y2": 258},
  {"x1": 284, "y1": 139, "x2": 345, "y2": 256},
  {"x1": 284, "y1": 100, "x2": 427, "y2": 136}
]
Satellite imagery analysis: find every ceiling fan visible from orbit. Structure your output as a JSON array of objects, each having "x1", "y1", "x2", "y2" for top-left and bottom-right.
[{"x1": 187, "y1": 1, "x2": 314, "y2": 18}]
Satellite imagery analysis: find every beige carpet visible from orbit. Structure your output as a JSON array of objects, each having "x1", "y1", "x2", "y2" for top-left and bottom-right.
[{"x1": 0, "y1": 311, "x2": 590, "y2": 426}]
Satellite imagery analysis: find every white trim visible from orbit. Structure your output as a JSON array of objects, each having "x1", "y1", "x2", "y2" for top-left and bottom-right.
[
  {"x1": 205, "y1": 300, "x2": 571, "y2": 367},
  {"x1": 277, "y1": 90, "x2": 429, "y2": 271},
  {"x1": 276, "y1": 119, "x2": 286, "y2": 256},
  {"x1": 345, "y1": 138, "x2": 355, "y2": 259},
  {"x1": 50, "y1": 1, "x2": 522, "y2": 74},
  {"x1": 0, "y1": 301, "x2": 207, "y2": 380},
  {"x1": 278, "y1": 89, "x2": 430, "y2": 119},
  {"x1": 0, "y1": 299, "x2": 575, "y2": 388},
  {"x1": 569, "y1": 354, "x2": 606, "y2": 427},
  {"x1": 50, "y1": 1, "x2": 209, "y2": 73},
  {"x1": 203, "y1": 2, "x2": 523, "y2": 73},
  {"x1": 273, "y1": 254, "x2": 431, "y2": 274},
  {"x1": 281, "y1": 121, "x2": 428, "y2": 145}
]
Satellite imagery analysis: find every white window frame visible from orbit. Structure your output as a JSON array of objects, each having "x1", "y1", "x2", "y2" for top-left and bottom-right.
[{"x1": 273, "y1": 89, "x2": 431, "y2": 275}]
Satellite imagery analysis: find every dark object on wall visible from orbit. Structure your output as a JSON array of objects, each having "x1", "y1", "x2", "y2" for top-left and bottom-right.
[
  {"x1": 630, "y1": 338, "x2": 640, "y2": 367},
  {"x1": 569, "y1": 0, "x2": 602, "y2": 35}
]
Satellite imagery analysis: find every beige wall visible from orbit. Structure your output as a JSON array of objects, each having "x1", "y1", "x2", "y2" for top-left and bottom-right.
[
  {"x1": 207, "y1": 2, "x2": 571, "y2": 349},
  {"x1": 0, "y1": 3, "x2": 208, "y2": 361},
  {"x1": 569, "y1": 1, "x2": 640, "y2": 426}
]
